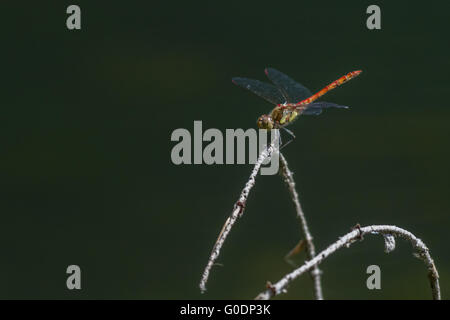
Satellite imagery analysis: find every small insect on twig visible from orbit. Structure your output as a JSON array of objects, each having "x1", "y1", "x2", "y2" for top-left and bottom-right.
[{"x1": 284, "y1": 239, "x2": 306, "y2": 268}]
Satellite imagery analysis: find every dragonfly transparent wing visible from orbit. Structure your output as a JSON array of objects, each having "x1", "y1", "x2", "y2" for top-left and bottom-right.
[
  {"x1": 265, "y1": 68, "x2": 313, "y2": 104},
  {"x1": 232, "y1": 77, "x2": 285, "y2": 105},
  {"x1": 301, "y1": 102, "x2": 349, "y2": 116}
]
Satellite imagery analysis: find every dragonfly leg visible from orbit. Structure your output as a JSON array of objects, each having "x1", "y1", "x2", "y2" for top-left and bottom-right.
[
  {"x1": 282, "y1": 127, "x2": 296, "y2": 139},
  {"x1": 280, "y1": 127, "x2": 296, "y2": 150}
]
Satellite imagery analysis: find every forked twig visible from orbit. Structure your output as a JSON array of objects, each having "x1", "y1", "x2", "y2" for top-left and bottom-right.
[
  {"x1": 199, "y1": 141, "x2": 277, "y2": 293},
  {"x1": 279, "y1": 153, "x2": 323, "y2": 299},
  {"x1": 255, "y1": 225, "x2": 441, "y2": 300}
]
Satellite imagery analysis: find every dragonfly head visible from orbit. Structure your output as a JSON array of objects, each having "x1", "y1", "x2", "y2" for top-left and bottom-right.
[{"x1": 257, "y1": 114, "x2": 274, "y2": 130}]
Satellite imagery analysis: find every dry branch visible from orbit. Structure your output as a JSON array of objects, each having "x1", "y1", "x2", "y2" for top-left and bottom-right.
[
  {"x1": 255, "y1": 225, "x2": 440, "y2": 300},
  {"x1": 279, "y1": 153, "x2": 323, "y2": 300},
  {"x1": 199, "y1": 141, "x2": 277, "y2": 293}
]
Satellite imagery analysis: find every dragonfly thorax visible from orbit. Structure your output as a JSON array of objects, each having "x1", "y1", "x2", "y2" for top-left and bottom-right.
[{"x1": 270, "y1": 106, "x2": 300, "y2": 128}]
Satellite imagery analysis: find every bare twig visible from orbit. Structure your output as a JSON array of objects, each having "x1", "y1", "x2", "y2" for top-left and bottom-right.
[
  {"x1": 199, "y1": 140, "x2": 277, "y2": 293},
  {"x1": 279, "y1": 153, "x2": 323, "y2": 300},
  {"x1": 255, "y1": 225, "x2": 440, "y2": 300}
]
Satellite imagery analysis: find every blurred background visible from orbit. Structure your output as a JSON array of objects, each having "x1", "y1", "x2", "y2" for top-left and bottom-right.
[{"x1": 1, "y1": 1, "x2": 449, "y2": 299}]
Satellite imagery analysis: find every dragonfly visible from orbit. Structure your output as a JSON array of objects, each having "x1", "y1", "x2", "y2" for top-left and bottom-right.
[{"x1": 232, "y1": 68, "x2": 362, "y2": 146}]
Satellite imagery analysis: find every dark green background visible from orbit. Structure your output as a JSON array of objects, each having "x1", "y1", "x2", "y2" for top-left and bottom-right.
[{"x1": 1, "y1": 1, "x2": 449, "y2": 299}]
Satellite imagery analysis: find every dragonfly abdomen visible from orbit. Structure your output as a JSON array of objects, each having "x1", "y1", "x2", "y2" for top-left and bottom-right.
[{"x1": 296, "y1": 70, "x2": 362, "y2": 106}]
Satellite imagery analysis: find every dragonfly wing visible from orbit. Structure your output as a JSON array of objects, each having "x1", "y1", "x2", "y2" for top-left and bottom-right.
[
  {"x1": 301, "y1": 106, "x2": 323, "y2": 116},
  {"x1": 302, "y1": 102, "x2": 349, "y2": 116},
  {"x1": 265, "y1": 68, "x2": 313, "y2": 104},
  {"x1": 232, "y1": 77, "x2": 284, "y2": 105}
]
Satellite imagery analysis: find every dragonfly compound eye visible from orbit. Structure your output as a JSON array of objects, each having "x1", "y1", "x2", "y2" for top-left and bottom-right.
[{"x1": 257, "y1": 116, "x2": 263, "y2": 127}]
